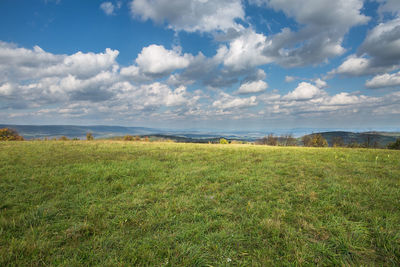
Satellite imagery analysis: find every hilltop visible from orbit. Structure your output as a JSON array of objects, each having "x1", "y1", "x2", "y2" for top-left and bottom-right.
[{"x1": 1, "y1": 141, "x2": 399, "y2": 265}]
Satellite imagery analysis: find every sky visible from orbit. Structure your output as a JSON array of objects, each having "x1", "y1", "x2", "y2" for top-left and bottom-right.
[{"x1": 0, "y1": 0, "x2": 399, "y2": 131}]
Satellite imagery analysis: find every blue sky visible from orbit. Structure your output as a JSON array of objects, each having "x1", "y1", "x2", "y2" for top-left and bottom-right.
[{"x1": 0, "y1": 0, "x2": 399, "y2": 131}]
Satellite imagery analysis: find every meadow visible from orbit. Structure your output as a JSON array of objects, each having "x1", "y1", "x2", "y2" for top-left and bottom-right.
[{"x1": 0, "y1": 141, "x2": 399, "y2": 266}]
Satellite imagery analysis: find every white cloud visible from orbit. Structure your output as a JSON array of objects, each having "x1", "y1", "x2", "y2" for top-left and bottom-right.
[
  {"x1": 212, "y1": 93, "x2": 257, "y2": 110},
  {"x1": 333, "y1": 55, "x2": 371, "y2": 76},
  {"x1": 237, "y1": 80, "x2": 268, "y2": 94},
  {"x1": 135, "y1": 45, "x2": 191, "y2": 75},
  {"x1": 0, "y1": 83, "x2": 14, "y2": 96},
  {"x1": 324, "y1": 92, "x2": 364, "y2": 105},
  {"x1": 216, "y1": 30, "x2": 273, "y2": 71},
  {"x1": 366, "y1": 71, "x2": 400, "y2": 88},
  {"x1": 0, "y1": 42, "x2": 119, "y2": 82},
  {"x1": 249, "y1": 0, "x2": 369, "y2": 67},
  {"x1": 333, "y1": 17, "x2": 400, "y2": 76},
  {"x1": 283, "y1": 82, "x2": 322, "y2": 100},
  {"x1": 120, "y1": 65, "x2": 140, "y2": 78},
  {"x1": 116, "y1": 82, "x2": 191, "y2": 110},
  {"x1": 314, "y1": 78, "x2": 327, "y2": 88},
  {"x1": 100, "y1": 2, "x2": 115, "y2": 15},
  {"x1": 130, "y1": 0, "x2": 244, "y2": 33},
  {"x1": 360, "y1": 18, "x2": 400, "y2": 67},
  {"x1": 285, "y1": 76, "x2": 296, "y2": 83}
]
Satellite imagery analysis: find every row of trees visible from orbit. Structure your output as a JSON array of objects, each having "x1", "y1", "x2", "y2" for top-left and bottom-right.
[
  {"x1": 2, "y1": 127, "x2": 400, "y2": 149},
  {"x1": 257, "y1": 134, "x2": 298, "y2": 146}
]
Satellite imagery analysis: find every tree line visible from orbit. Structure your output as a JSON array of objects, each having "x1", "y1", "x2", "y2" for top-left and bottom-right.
[{"x1": 1, "y1": 127, "x2": 400, "y2": 150}]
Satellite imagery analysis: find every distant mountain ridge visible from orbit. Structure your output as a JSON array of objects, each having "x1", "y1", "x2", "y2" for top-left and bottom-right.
[
  {"x1": 303, "y1": 131, "x2": 400, "y2": 147},
  {"x1": 1, "y1": 125, "x2": 399, "y2": 146},
  {"x1": 0, "y1": 124, "x2": 158, "y2": 139}
]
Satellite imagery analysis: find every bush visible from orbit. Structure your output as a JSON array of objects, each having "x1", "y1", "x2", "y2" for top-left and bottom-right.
[
  {"x1": 388, "y1": 138, "x2": 400, "y2": 150},
  {"x1": 58, "y1": 136, "x2": 69, "y2": 141},
  {"x1": 86, "y1": 132, "x2": 94, "y2": 141},
  {"x1": 302, "y1": 135, "x2": 313, "y2": 147},
  {"x1": 302, "y1": 134, "x2": 328, "y2": 147},
  {"x1": 0, "y1": 128, "x2": 24, "y2": 141},
  {"x1": 219, "y1": 138, "x2": 229, "y2": 144},
  {"x1": 123, "y1": 135, "x2": 134, "y2": 141},
  {"x1": 311, "y1": 134, "x2": 328, "y2": 147}
]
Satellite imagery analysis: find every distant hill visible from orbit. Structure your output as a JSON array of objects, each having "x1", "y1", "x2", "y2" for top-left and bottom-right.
[
  {"x1": 0, "y1": 124, "x2": 237, "y2": 142},
  {"x1": 303, "y1": 131, "x2": 400, "y2": 147},
  {"x1": 1, "y1": 125, "x2": 399, "y2": 146},
  {"x1": 0, "y1": 124, "x2": 158, "y2": 139}
]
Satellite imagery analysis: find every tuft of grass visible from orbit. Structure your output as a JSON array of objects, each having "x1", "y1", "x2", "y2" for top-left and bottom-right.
[{"x1": 0, "y1": 141, "x2": 399, "y2": 265}]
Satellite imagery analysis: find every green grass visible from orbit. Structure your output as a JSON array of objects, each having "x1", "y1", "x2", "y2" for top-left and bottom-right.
[{"x1": 1, "y1": 141, "x2": 399, "y2": 266}]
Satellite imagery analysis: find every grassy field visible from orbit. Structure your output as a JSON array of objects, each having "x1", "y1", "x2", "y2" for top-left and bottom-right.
[{"x1": 1, "y1": 141, "x2": 399, "y2": 266}]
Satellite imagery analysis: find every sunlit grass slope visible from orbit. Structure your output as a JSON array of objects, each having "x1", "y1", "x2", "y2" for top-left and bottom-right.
[{"x1": 1, "y1": 141, "x2": 399, "y2": 265}]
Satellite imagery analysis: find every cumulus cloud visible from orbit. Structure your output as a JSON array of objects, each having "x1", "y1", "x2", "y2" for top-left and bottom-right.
[
  {"x1": 117, "y1": 82, "x2": 190, "y2": 109},
  {"x1": 314, "y1": 78, "x2": 327, "y2": 88},
  {"x1": 283, "y1": 82, "x2": 322, "y2": 100},
  {"x1": 135, "y1": 45, "x2": 192, "y2": 75},
  {"x1": 333, "y1": 55, "x2": 372, "y2": 76},
  {"x1": 130, "y1": 0, "x2": 244, "y2": 33},
  {"x1": 333, "y1": 17, "x2": 400, "y2": 76},
  {"x1": 0, "y1": 41, "x2": 199, "y2": 114},
  {"x1": 215, "y1": 29, "x2": 273, "y2": 71},
  {"x1": 212, "y1": 93, "x2": 257, "y2": 110},
  {"x1": 165, "y1": 51, "x2": 256, "y2": 89},
  {"x1": 100, "y1": 2, "x2": 115, "y2": 15},
  {"x1": 237, "y1": 80, "x2": 268, "y2": 94},
  {"x1": 249, "y1": 0, "x2": 369, "y2": 67},
  {"x1": 359, "y1": 18, "x2": 400, "y2": 67},
  {"x1": 324, "y1": 92, "x2": 365, "y2": 105},
  {"x1": 259, "y1": 88, "x2": 382, "y2": 119},
  {"x1": 366, "y1": 71, "x2": 400, "y2": 88},
  {"x1": 0, "y1": 42, "x2": 119, "y2": 82}
]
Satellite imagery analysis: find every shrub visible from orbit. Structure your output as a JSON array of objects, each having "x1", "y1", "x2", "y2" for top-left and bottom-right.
[
  {"x1": 58, "y1": 136, "x2": 69, "y2": 141},
  {"x1": 0, "y1": 128, "x2": 24, "y2": 141},
  {"x1": 311, "y1": 134, "x2": 328, "y2": 147},
  {"x1": 219, "y1": 138, "x2": 229, "y2": 144},
  {"x1": 302, "y1": 135, "x2": 313, "y2": 147},
  {"x1": 388, "y1": 138, "x2": 400, "y2": 150},
  {"x1": 123, "y1": 135, "x2": 134, "y2": 141},
  {"x1": 135, "y1": 136, "x2": 141, "y2": 141},
  {"x1": 302, "y1": 134, "x2": 328, "y2": 147},
  {"x1": 144, "y1": 136, "x2": 149, "y2": 142},
  {"x1": 86, "y1": 132, "x2": 94, "y2": 141}
]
